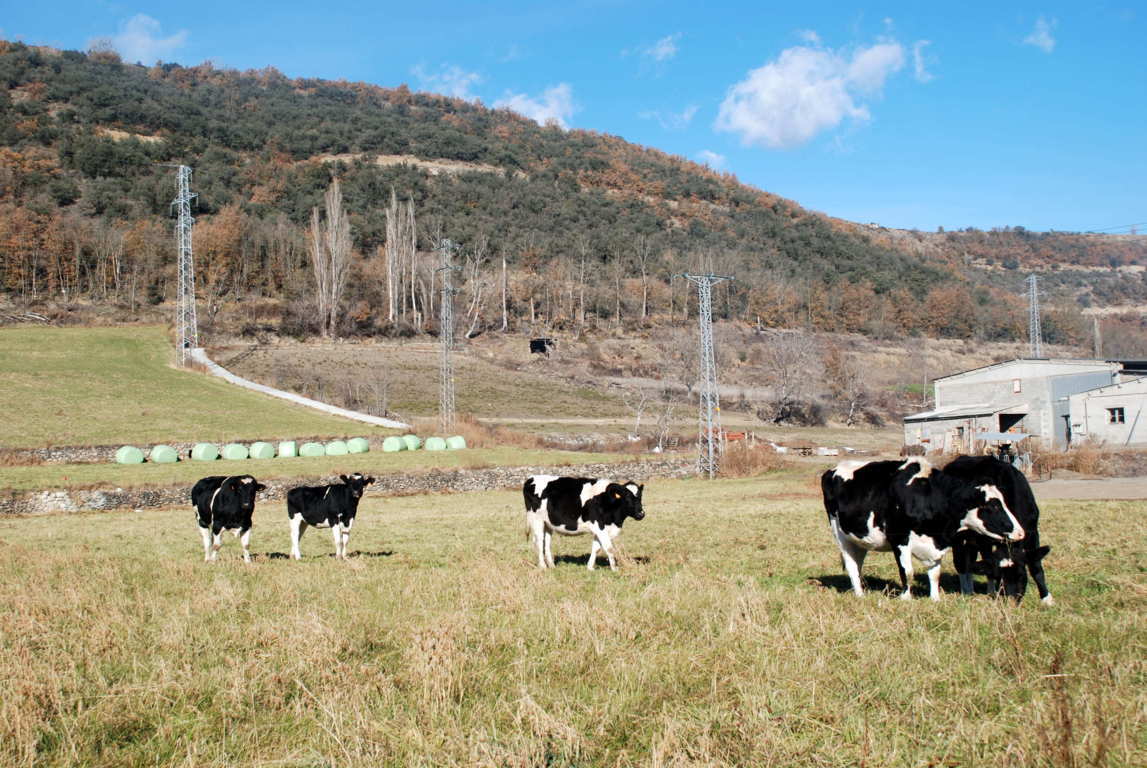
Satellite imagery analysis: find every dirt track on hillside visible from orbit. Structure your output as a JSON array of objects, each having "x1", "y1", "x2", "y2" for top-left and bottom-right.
[{"x1": 1031, "y1": 477, "x2": 1145, "y2": 500}]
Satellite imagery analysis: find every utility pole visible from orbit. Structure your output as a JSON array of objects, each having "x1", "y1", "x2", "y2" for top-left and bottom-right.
[
  {"x1": 172, "y1": 165, "x2": 198, "y2": 364},
  {"x1": 437, "y1": 239, "x2": 461, "y2": 433},
  {"x1": 1027, "y1": 273, "x2": 1043, "y2": 358},
  {"x1": 680, "y1": 272, "x2": 734, "y2": 478},
  {"x1": 1093, "y1": 316, "x2": 1102, "y2": 359}
]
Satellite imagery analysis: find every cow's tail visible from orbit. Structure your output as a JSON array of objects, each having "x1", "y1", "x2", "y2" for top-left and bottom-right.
[
  {"x1": 820, "y1": 470, "x2": 838, "y2": 522},
  {"x1": 523, "y1": 477, "x2": 542, "y2": 541}
]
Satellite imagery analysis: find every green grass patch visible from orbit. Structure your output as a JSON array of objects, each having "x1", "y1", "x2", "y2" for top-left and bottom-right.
[
  {"x1": 0, "y1": 447, "x2": 641, "y2": 491},
  {"x1": 1, "y1": 475, "x2": 1143, "y2": 766},
  {"x1": 0, "y1": 326, "x2": 398, "y2": 449}
]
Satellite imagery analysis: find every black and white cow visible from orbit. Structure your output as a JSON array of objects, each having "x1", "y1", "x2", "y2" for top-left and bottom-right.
[
  {"x1": 190, "y1": 475, "x2": 267, "y2": 562},
  {"x1": 523, "y1": 475, "x2": 645, "y2": 571},
  {"x1": 944, "y1": 455, "x2": 1052, "y2": 604},
  {"x1": 286, "y1": 473, "x2": 375, "y2": 560},
  {"x1": 821, "y1": 458, "x2": 1025, "y2": 600}
]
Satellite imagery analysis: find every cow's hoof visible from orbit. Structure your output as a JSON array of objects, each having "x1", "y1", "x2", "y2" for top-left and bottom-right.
[
  {"x1": 899, "y1": 591, "x2": 912, "y2": 601},
  {"x1": 1042, "y1": 595, "x2": 1055, "y2": 607}
]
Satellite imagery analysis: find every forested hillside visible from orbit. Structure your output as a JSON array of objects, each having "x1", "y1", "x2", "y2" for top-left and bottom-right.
[{"x1": 2, "y1": 41, "x2": 1144, "y2": 345}]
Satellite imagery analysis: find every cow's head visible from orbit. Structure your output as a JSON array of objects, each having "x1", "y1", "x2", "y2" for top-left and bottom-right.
[
  {"x1": 989, "y1": 543, "x2": 1051, "y2": 601},
  {"x1": 957, "y1": 483, "x2": 1024, "y2": 542},
  {"x1": 340, "y1": 473, "x2": 375, "y2": 499},
  {"x1": 230, "y1": 476, "x2": 266, "y2": 511},
  {"x1": 608, "y1": 482, "x2": 644, "y2": 521}
]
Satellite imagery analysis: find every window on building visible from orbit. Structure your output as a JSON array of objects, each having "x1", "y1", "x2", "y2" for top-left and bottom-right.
[
  {"x1": 1108, "y1": 407, "x2": 1125, "y2": 424},
  {"x1": 1012, "y1": 378, "x2": 1022, "y2": 393}
]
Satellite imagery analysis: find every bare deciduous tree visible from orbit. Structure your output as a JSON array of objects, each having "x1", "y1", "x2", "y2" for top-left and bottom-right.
[{"x1": 310, "y1": 177, "x2": 352, "y2": 338}]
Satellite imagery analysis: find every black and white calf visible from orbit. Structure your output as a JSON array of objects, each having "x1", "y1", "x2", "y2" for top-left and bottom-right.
[
  {"x1": 190, "y1": 475, "x2": 266, "y2": 562},
  {"x1": 523, "y1": 475, "x2": 644, "y2": 570},
  {"x1": 286, "y1": 473, "x2": 375, "y2": 559},
  {"x1": 944, "y1": 455, "x2": 1052, "y2": 604},
  {"x1": 821, "y1": 459, "x2": 1025, "y2": 600}
]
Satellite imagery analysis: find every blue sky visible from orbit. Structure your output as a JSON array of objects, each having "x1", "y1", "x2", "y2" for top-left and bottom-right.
[{"x1": 5, "y1": 1, "x2": 1145, "y2": 233}]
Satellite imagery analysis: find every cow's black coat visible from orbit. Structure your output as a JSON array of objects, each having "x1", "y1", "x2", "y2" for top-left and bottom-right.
[{"x1": 944, "y1": 455, "x2": 1052, "y2": 603}]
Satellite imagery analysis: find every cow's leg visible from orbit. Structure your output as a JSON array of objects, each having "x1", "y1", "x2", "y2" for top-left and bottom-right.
[
  {"x1": 331, "y1": 524, "x2": 343, "y2": 559},
  {"x1": 1030, "y1": 554, "x2": 1054, "y2": 606},
  {"x1": 199, "y1": 526, "x2": 212, "y2": 562},
  {"x1": 953, "y1": 540, "x2": 975, "y2": 596},
  {"x1": 341, "y1": 521, "x2": 352, "y2": 558},
  {"x1": 831, "y1": 520, "x2": 867, "y2": 596},
  {"x1": 211, "y1": 530, "x2": 223, "y2": 562},
  {"x1": 587, "y1": 537, "x2": 600, "y2": 570},
  {"x1": 595, "y1": 531, "x2": 617, "y2": 572},
  {"x1": 240, "y1": 528, "x2": 252, "y2": 563},
  {"x1": 543, "y1": 530, "x2": 555, "y2": 569},
  {"x1": 925, "y1": 562, "x2": 942, "y2": 602},
  {"x1": 895, "y1": 545, "x2": 914, "y2": 600},
  {"x1": 527, "y1": 514, "x2": 546, "y2": 569},
  {"x1": 289, "y1": 515, "x2": 306, "y2": 560}
]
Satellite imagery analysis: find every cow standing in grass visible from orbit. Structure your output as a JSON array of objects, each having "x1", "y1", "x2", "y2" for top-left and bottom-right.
[
  {"x1": 944, "y1": 455, "x2": 1053, "y2": 604},
  {"x1": 523, "y1": 475, "x2": 645, "y2": 571},
  {"x1": 287, "y1": 473, "x2": 375, "y2": 560},
  {"x1": 821, "y1": 459, "x2": 1024, "y2": 600},
  {"x1": 190, "y1": 475, "x2": 266, "y2": 562}
]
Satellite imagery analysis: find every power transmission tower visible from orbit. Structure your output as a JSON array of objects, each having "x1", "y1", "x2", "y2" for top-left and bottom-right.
[
  {"x1": 437, "y1": 239, "x2": 461, "y2": 433},
  {"x1": 681, "y1": 272, "x2": 734, "y2": 478},
  {"x1": 1027, "y1": 273, "x2": 1043, "y2": 358},
  {"x1": 173, "y1": 165, "x2": 198, "y2": 364}
]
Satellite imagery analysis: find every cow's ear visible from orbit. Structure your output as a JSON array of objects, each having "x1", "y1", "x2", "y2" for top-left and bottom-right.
[
  {"x1": 340, "y1": 474, "x2": 349, "y2": 483},
  {"x1": 256, "y1": 483, "x2": 267, "y2": 492},
  {"x1": 637, "y1": 484, "x2": 644, "y2": 498},
  {"x1": 366, "y1": 476, "x2": 375, "y2": 485}
]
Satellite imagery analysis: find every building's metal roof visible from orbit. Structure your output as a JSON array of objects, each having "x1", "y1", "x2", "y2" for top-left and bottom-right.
[
  {"x1": 1071, "y1": 375, "x2": 1147, "y2": 399},
  {"x1": 904, "y1": 402, "x2": 1029, "y2": 423},
  {"x1": 934, "y1": 358, "x2": 1117, "y2": 383}
]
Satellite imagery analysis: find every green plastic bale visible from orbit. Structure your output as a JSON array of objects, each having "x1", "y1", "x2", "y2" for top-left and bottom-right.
[
  {"x1": 115, "y1": 445, "x2": 145, "y2": 464},
  {"x1": 221, "y1": 443, "x2": 249, "y2": 460},
  {"x1": 424, "y1": 437, "x2": 448, "y2": 451},
  {"x1": 149, "y1": 445, "x2": 179, "y2": 464},
  {"x1": 299, "y1": 442, "x2": 326, "y2": 457},
  {"x1": 249, "y1": 441, "x2": 275, "y2": 460},
  {"x1": 382, "y1": 436, "x2": 406, "y2": 452},
  {"x1": 401, "y1": 434, "x2": 422, "y2": 451},
  {"x1": 445, "y1": 436, "x2": 467, "y2": 451},
  {"x1": 347, "y1": 437, "x2": 370, "y2": 454},
  {"x1": 191, "y1": 443, "x2": 220, "y2": 461},
  {"x1": 325, "y1": 440, "x2": 349, "y2": 456},
  {"x1": 278, "y1": 441, "x2": 298, "y2": 458}
]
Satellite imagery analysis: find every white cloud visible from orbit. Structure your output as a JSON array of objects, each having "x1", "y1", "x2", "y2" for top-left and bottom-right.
[
  {"x1": 1023, "y1": 16, "x2": 1056, "y2": 53},
  {"x1": 413, "y1": 64, "x2": 483, "y2": 101},
  {"x1": 96, "y1": 14, "x2": 188, "y2": 64},
  {"x1": 639, "y1": 104, "x2": 698, "y2": 130},
  {"x1": 797, "y1": 29, "x2": 820, "y2": 44},
  {"x1": 715, "y1": 35, "x2": 911, "y2": 149},
  {"x1": 494, "y1": 83, "x2": 575, "y2": 129},
  {"x1": 643, "y1": 33, "x2": 681, "y2": 62},
  {"x1": 912, "y1": 40, "x2": 934, "y2": 83},
  {"x1": 696, "y1": 150, "x2": 726, "y2": 169}
]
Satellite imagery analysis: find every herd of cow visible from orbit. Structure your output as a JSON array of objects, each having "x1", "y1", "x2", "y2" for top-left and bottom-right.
[{"x1": 189, "y1": 454, "x2": 1051, "y2": 603}]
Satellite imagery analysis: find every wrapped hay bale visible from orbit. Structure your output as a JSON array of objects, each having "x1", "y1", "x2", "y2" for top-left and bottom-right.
[
  {"x1": 191, "y1": 443, "x2": 219, "y2": 461},
  {"x1": 445, "y1": 436, "x2": 467, "y2": 450},
  {"x1": 401, "y1": 434, "x2": 422, "y2": 451},
  {"x1": 347, "y1": 437, "x2": 370, "y2": 454},
  {"x1": 221, "y1": 443, "x2": 249, "y2": 460},
  {"x1": 115, "y1": 446, "x2": 145, "y2": 464},
  {"x1": 424, "y1": 437, "x2": 448, "y2": 451},
  {"x1": 382, "y1": 436, "x2": 406, "y2": 452},
  {"x1": 325, "y1": 440, "x2": 349, "y2": 456},
  {"x1": 249, "y1": 441, "x2": 275, "y2": 460},
  {"x1": 299, "y1": 442, "x2": 325, "y2": 457},
  {"x1": 149, "y1": 445, "x2": 179, "y2": 464},
  {"x1": 278, "y1": 441, "x2": 298, "y2": 458}
]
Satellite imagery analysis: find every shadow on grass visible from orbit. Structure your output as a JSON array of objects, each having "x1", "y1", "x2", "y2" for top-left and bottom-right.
[
  {"x1": 810, "y1": 571, "x2": 972, "y2": 595},
  {"x1": 259, "y1": 550, "x2": 395, "y2": 560},
  {"x1": 550, "y1": 554, "x2": 651, "y2": 567}
]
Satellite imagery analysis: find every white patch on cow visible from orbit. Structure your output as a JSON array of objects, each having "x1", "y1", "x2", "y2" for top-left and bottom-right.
[
  {"x1": 999, "y1": 558, "x2": 1014, "y2": 568},
  {"x1": 907, "y1": 531, "x2": 947, "y2": 568},
  {"x1": 832, "y1": 460, "x2": 870, "y2": 482},
  {"x1": 528, "y1": 475, "x2": 559, "y2": 498},
  {"x1": 199, "y1": 526, "x2": 212, "y2": 562},
  {"x1": 1042, "y1": 594, "x2": 1055, "y2": 607},
  {"x1": 830, "y1": 517, "x2": 868, "y2": 596},
  {"x1": 331, "y1": 524, "x2": 343, "y2": 558},
  {"x1": 579, "y1": 478, "x2": 612, "y2": 507},
  {"x1": 977, "y1": 484, "x2": 1024, "y2": 541},
  {"x1": 289, "y1": 514, "x2": 306, "y2": 559},
  {"x1": 207, "y1": 478, "x2": 231, "y2": 514},
  {"x1": 240, "y1": 477, "x2": 253, "y2": 484},
  {"x1": 841, "y1": 512, "x2": 889, "y2": 551},
  {"x1": 899, "y1": 458, "x2": 933, "y2": 484},
  {"x1": 211, "y1": 531, "x2": 223, "y2": 561},
  {"x1": 240, "y1": 529, "x2": 252, "y2": 563}
]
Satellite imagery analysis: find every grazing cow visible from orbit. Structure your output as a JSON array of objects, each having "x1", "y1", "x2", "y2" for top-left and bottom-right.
[
  {"x1": 286, "y1": 473, "x2": 375, "y2": 560},
  {"x1": 190, "y1": 475, "x2": 266, "y2": 562},
  {"x1": 821, "y1": 459, "x2": 1025, "y2": 600},
  {"x1": 944, "y1": 455, "x2": 1053, "y2": 604},
  {"x1": 523, "y1": 475, "x2": 644, "y2": 570}
]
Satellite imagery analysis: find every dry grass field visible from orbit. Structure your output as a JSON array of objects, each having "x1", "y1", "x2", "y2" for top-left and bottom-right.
[{"x1": 2, "y1": 471, "x2": 1143, "y2": 767}]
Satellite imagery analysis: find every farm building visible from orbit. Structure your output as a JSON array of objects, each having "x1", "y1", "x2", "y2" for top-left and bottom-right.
[
  {"x1": 903, "y1": 358, "x2": 1120, "y2": 453},
  {"x1": 1068, "y1": 376, "x2": 1147, "y2": 446}
]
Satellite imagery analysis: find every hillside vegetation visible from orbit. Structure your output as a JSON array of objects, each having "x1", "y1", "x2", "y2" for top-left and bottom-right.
[{"x1": 3, "y1": 41, "x2": 1145, "y2": 350}]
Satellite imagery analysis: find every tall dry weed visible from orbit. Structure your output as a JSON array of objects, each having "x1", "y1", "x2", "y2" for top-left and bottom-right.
[{"x1": 719, "y1": 442, "x2": 788, "y2": 477}]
